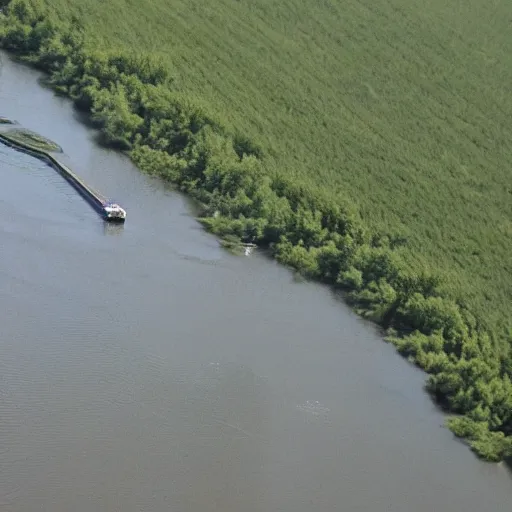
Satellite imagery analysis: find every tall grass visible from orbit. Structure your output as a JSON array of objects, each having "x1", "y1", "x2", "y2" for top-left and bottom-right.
[
  {"x1": 36, "y1": 0, "x2": 512, "y2": 332},
  {"x1": 1, "y1": 0, "x2": 512, "y2": 460}
]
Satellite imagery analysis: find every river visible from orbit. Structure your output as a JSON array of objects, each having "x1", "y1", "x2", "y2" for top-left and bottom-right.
[{"x1": 0, "y1": 51, "x2": 510, "y2": 511}]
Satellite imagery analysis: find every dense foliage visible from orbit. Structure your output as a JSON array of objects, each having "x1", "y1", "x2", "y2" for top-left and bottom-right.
[{"x1": 1, "y1": 0, "x2": 511, "y2": 461}]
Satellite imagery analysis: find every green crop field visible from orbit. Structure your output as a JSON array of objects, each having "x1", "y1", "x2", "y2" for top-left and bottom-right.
[
  {"x1": 39, "y1": 0, "x2": 512, "y2": 331},
  {"x1": 2, "y1": 0, "x2": 512, "y2": 459}
]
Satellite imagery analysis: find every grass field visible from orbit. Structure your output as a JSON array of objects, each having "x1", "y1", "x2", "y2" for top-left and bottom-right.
[
  {"x1": 39, "y1": 0, "x2": 512, "y2": 332},
  {"x1": 2, "y1": 0, "x2": 512, "y2": 459}
]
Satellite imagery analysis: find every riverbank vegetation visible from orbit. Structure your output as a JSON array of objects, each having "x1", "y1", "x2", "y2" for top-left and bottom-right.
[{"x1": 1, "y1": 0, "x2": 512, "y2": 460}]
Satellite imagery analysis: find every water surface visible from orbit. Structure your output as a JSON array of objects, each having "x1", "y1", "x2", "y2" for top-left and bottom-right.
[{"x1": 0, "y1": 51, "x2": 510, "y2": 511}]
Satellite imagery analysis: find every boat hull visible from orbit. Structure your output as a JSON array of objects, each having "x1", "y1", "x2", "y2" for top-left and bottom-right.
[{"x1": 103, "y1": 214, "x2": 126, "y2": 223}]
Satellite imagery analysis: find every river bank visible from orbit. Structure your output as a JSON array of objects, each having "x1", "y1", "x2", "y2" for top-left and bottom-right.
[
  {"x1": 0, "y1": 48, "x2": 511, "y2": 512},
  {"x1": 1, "y1": 0, "x2": 512, "y2": 460}
]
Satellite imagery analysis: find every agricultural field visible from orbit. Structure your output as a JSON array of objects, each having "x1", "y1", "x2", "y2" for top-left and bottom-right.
[{"x1": 38, "y1": 0, "x2": 512, "y2": 331}]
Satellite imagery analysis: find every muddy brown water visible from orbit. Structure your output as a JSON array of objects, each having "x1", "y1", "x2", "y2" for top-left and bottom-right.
[{"x1": 0, "y1": 52, "x2": 510, "y2": 511}]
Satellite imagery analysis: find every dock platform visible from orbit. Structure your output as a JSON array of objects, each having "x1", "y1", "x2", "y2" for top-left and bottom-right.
[{"x1": 0, "y1": 132, "x2": 126, "y2": 222}]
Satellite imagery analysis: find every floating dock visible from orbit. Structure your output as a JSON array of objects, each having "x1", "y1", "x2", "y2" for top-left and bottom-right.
[{"x1": 0, "y1": 132, "x2": 126, "y2": 222}]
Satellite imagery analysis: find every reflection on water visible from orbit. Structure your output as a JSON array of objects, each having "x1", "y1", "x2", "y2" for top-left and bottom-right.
[{"x1": 103, "y1": 222, "x2": 125, "y2": 236}]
